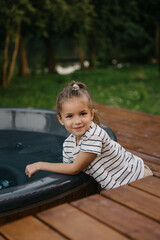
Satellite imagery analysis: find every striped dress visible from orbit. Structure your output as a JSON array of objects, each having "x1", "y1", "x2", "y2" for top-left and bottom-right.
[{"x1": 63, "y1": 122, "x2": 144, "y2": 189}]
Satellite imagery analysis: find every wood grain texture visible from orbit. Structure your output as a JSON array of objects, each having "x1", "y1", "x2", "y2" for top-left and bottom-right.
[
  {"x1": 0, "y1": 216, "x2": 65, "y2": 240},
  {"x1": 0, "y1": 105, "x2": 160, "y2": 240},
  {"x1": 72, "y1": 194, "x2": 160, "y2": 240},
  {"x1": 0, "y1": 236, "x2": 6, "y2": 240},
  {"x1": 129, "y1": 176, "x2": 160, "y2": 197},
  {"x1": 102, "y1": 184, "x2": 160, "y2": 222},
  {"x1": 95, "y1": 104, "x2": 160, "y2": 158},
  {"x1": 38, "y1": 203, "x2": 129, "y2": 240}
]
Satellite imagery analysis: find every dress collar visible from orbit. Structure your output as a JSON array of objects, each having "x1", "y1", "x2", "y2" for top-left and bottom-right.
[{"x1": 72, "y1": 121, "x2": 96, "y2": 147}]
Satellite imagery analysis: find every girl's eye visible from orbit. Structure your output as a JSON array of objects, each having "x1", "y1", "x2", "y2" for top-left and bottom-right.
[
  {"x1": 66, "y1": 114, "x2": 72, "y2": 118},
  {"x1": 81, "y1": 112, "x2": 87, "y2": 116}
]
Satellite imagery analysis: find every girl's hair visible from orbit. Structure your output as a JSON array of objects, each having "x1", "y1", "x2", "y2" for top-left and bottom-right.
[{"x1": 56, "y1": 81, "x2": 100, "y2": 125}]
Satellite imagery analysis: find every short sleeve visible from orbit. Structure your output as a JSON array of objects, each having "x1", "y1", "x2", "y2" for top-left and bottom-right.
[
  {"x1": 80, "y1": 135, "x2": 102, "y2": 155},
  {"x1": 62, "y1": 148, "x2": 72, "y2": 163},
  {"x1": 62, "y1": 139, "x2": 74, "y2": 163}
]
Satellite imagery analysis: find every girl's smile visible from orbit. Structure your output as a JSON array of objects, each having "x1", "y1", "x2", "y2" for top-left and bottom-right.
[{"x1": 57, "y1": 96, "x2": 94, "y2": 143}]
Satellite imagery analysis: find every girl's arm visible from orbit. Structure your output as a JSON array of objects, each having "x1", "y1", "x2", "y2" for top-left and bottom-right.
[{"x1": 25, "y1": 151, "x2": 97, "y2": 178}]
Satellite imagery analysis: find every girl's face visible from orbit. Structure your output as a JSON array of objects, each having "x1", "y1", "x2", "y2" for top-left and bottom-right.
[{"x1": 58, "y1": 96, "x2": 94, "y2": 143}]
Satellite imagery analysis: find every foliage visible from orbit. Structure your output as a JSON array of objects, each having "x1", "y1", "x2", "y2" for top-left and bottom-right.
[{"x1": 0, "y1": 0, "x2": 159, "y2": 86}]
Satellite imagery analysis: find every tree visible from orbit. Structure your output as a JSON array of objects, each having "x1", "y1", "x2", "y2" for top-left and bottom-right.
[
  {"x1": 29, "y1": 0, "x2": 73, "y2": 72},
  {"x1": 19, "y1": 35, "x2": 29, "y2": 76},
  {"x1": 155, "y1": 9, "x2": 160, "y2": 70},
  {"x1": 100, "y1": 0, "x2": 156, "y2": 64},
  {"x1": 0, "y1": 0, "x2": 34, "y2": 87},
  {"x1": 88, "y1": 0, "x2": 110, "y2": 68},
  {"x1": 140, "y1": 0, "x2": 160, "y2": 69},
  {"x1": 61, "y1": 0, "x2": 95, "y2": 69},
  {"x1": 0, "y1": 2, "x2": 20, "y2": 87}
]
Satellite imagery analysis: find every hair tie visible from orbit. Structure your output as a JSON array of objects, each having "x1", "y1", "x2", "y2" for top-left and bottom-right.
[{"x1": 72, "y1": 83, "x2": 79, "y2": 91}]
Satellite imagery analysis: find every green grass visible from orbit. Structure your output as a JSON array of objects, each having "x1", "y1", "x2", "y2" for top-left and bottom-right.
[{"x1": 0, "y1": 64, "x2": 160, "y2": 115}]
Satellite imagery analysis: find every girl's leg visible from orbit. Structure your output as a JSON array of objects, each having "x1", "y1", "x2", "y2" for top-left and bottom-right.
[{"x1": 143, "y1": 164, "x2": 153, "y2": 177}]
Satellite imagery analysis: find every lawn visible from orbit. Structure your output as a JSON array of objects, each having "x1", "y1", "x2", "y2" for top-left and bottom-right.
[{"x1": 0, "y1": 64, "x2": 159, "y2": 115}]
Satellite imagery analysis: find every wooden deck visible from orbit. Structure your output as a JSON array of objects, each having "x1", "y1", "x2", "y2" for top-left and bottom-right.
[{"x1": 0, "y1": 105, "x2": 160, "y2": 240}]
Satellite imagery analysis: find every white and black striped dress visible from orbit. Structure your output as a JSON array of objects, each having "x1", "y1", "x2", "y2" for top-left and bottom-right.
[{"x1": 63, "y1": 122, "x2": 144, "y2": 189}]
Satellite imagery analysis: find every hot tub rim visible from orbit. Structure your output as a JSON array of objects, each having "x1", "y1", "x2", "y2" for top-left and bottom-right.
[{"x1": 0, "y1": 107, "x2": 117, "y2": 214}]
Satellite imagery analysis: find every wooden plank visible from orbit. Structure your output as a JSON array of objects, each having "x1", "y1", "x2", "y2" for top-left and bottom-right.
[
  {"x1": 38, "y1": 203, "x2": 129, "y2": 240},
  {"x1": 112, "y1": 130, "x2": 160, "y2": 158},
  {"x1": 96, "y1": 104, "x2": 160, "y2": 158},
  {"x1": 99, "y1": 117, "x2": 160, "y2": 143},
  {"x1": 96, "y1": 104, "x2": 160, "y2": 149},
  {"x1": 102, "y1": 119, "x2": 160, "y2": 140},
  {"x1": 72, "y1": 194, "x2": 160, "y2": 240},
  {"x1": 105, "y1": 121, "x2": 160, "y2": 142},
  {"x1": 126, "y1": 149, "x2": 160, "y2": 165},
  {"x1": 0, "y1": 216, "x2": 65, "y2": 240},
  {"x1": 0, "y1": 236, "x2": 5, "y2": 240},
  {"x1": 116, "y1": 136, "x2": 160, "y2": 158},
  {"x1": 96, "y1": 104, "x2": 160, "y2": 125},
  {"x1": 102, "y1": 185, "x2": 160, "y2": 222},
  {"x1": 126, "y1": 150, "x2": 160, "y2": 177},
  {"x1": 129, "y1": 176, "x2": 160, "y2": 197}
]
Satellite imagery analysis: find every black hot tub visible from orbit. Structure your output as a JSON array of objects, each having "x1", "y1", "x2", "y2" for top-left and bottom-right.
[{"x1": 0, "y1": 108, "x2": 117, "y2": 217}]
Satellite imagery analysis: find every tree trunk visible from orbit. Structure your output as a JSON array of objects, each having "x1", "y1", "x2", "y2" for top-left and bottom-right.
[
  {"x1": 7, "y1": 23, "x2": 21, "y2": 85},
  {"x1": 19, "y1": 36, "x2": 29, "y2": 76},
  {"x1": 76, "y1": 35, "x2": 85, "y2": 70},
  {"x1": 43, "y1": 37, "x2": 55, "y2": 73},
  {"x1": 2, "y1": 31, "x2": 10, "y2": 88},
  {"x1": 155, "y1": 10, "x2": 160, "y2": 71},
  {"x1": 88, "y1": 34, "x2": 97, "y2": 69}
]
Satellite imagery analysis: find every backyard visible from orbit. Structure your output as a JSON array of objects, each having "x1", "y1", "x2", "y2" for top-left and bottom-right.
[{"x1": 0, "y1": 64, "x2": 159, "y2": 115}]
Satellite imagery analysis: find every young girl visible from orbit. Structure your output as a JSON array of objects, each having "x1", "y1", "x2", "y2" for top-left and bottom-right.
[{"x1": 25, "y1": 81, "x2": 152, "y2": 189}]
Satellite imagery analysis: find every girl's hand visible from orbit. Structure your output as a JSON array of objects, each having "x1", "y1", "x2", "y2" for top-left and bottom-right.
[
  {"x1": 25, "y1": 151, "x2": 97, "y2": 178},
  {"x1": 25, "y1": 162, "x2": 41, "y2": 178}
]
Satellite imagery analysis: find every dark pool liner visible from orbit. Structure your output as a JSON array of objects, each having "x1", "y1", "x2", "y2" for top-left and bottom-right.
[{"x1": 0, "y1": 108, "x2": 117, "y2": 214}]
